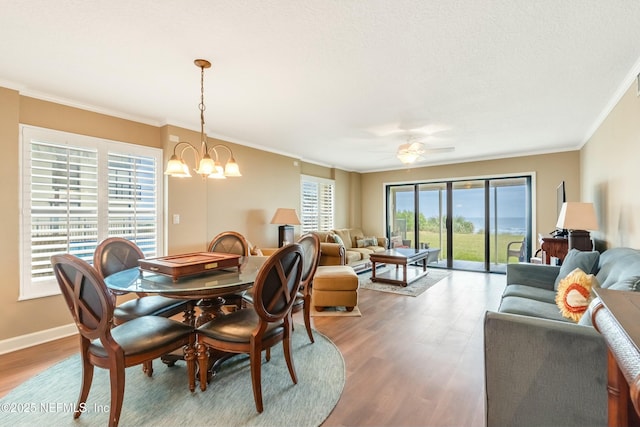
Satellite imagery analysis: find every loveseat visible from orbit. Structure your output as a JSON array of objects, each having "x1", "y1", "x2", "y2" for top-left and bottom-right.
[
  {"x1": 484, "y1": 247, "x2": 640, "y2": 427},
  {"x1": 311, "y1": 228, "x2": 387, "y2": 271}
]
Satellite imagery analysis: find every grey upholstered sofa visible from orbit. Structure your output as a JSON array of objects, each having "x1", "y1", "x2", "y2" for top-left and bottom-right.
[{"x1": 484, "y1": 247, "x2": 640, "y2": 427}]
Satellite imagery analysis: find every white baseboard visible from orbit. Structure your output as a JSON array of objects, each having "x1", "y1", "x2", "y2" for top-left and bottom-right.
[{"x1": 0, "y1": 323, "x2": 77, "y2": 355}]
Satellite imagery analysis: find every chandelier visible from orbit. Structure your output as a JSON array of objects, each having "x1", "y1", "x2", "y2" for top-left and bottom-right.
[{"x1": 164, "y1": 59, "x2": 241, "y2": 179}]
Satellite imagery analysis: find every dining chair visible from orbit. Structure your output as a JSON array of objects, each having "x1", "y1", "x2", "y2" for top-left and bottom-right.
[
  {"x1": 94, "y1": 237, "x2": 189, "y2": 323},
  {"x1": 51, "y1": 254, "x2": 196, "y2": 427},
  {"x1": 243, "y1": 234, "x2": 320, "y2": 342},
  {"x1": 94, "y1": 237, "x2": 190, "y2": 374},
  {"x1": 289, "y1": 233, "x2": 321, "y2": 343},
  {"x1": 207, "y1": 231, "x2": 251, "y2": 257},
  {"x1": 196, "y1": 243, "x2": 304, "y2": 413},
  {"x1": 208, "y1": 231, "x2": 251, "y2": 308}
]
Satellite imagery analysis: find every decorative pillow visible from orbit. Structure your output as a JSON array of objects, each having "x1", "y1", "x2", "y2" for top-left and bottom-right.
[
  {"x1": 554, "y1": 249, "x2": 600, "y2": 290},
  {"x1": 325, "y1": 233, "x2": 336, "y2": 243},
  {"x1": 357, "y1": 236, "x2": 378, "y2": 248},
  {"x1": 332, "y1": 234, "x2": 344, "y2": 246},
  {"x1": 365, "y1": 236, "x2": 378, "y2": 246},
  {"x1": 555, "y1": 268, "x2": 598, "y2": 322}
]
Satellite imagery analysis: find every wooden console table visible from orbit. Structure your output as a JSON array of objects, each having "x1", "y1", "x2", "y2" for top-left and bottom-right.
[
  {"x1": 538, "y1": 234, "x2": 568, "y2": 264},
  {"x1": 592, "y1": 288, "x2": 640, "y2": 427}
]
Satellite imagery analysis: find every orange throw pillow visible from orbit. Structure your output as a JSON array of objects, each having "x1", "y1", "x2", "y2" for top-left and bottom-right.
[{"x1": 555, "y1": 268, "x2": 597, "y2": 322}]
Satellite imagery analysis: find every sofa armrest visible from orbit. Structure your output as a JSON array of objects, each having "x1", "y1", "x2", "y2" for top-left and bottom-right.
[
  {"x1": 319, "y1": 242, "x2": 345, "y2": 265},
  {"x1": 506, "y1": 263, "x2": 560, "y2": 289},
  {"x1": 484, "y1": 311, "x2": 607, "y2": 427}
]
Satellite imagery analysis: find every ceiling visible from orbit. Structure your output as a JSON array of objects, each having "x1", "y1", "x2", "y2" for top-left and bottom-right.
[{"x1": 2, "y1": 1, "x2": 640, "y2": 173}]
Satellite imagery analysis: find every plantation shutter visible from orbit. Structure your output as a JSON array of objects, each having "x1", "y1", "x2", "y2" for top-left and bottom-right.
[
  {"x1": 107, "y1": 153, "x2": 159, "y2": 257},
  {"x1": 20, "y1": 125, "x2": 163, "y2": 299},
  {"x1": 27, "y1": 140, "x2": 99, "y2": 288},
  {"x1": 300, "y1": 175, "x2": 334, "y2": 234}
]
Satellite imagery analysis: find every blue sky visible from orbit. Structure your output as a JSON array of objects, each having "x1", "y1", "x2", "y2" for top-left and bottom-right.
[{"x1": 396, "y1": 185, "x2": 526, "y2": 218}]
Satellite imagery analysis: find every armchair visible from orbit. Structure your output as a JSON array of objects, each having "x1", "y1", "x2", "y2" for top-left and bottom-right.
[{"x1": 506, "y1": 238, "x2": 526, "y2": 263}]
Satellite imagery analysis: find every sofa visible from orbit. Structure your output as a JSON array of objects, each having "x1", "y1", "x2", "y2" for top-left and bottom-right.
[
  {"x1": 484, "y1": 247, "x2": 640, "y2": 427},
  {"x1": 311, "y1": 228, "x2": 387, "y2": 271}
]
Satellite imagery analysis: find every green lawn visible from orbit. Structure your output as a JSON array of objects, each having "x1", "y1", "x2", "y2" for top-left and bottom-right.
[{"x1": 416, "y1": 230, "x2": 525, "y2": 264}]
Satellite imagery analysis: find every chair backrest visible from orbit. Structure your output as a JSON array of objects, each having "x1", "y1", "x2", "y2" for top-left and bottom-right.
[
  {"x1": 252, "y1": 244, "x2": 304, "y2": 323},
  {"x1": 93, "y1": 237, "x2": 144, "y2": 279},
  {"x1": 207, "y1": 231, "x2": 250, "y2": 257},
  {"x1": 296, "y1": 233, "x2": 321, "y2": 288},
  {"x1": 51, "y1": 254, "x2": 114, "y2": 341}
]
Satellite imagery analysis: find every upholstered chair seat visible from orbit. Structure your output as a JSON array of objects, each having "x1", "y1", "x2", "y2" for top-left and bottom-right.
[
  {"x1": 198, "y1": 309, "x2": 284, "y2": 344},
  {"x1": 88, "y1": 316, "x2": 193, "y2": 358},
  {"x1": 113, "y1": 297, "x2": 187, "y2": 324}
]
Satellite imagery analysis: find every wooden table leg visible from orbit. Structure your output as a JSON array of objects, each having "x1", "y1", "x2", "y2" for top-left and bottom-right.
[{"x1": 402, "y1": 262, "x2": 407, "y2": 286}]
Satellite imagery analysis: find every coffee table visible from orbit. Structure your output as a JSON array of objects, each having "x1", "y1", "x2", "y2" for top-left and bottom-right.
[{"x1": 369, "y1": 248, "x2": 434, "y2": 287}]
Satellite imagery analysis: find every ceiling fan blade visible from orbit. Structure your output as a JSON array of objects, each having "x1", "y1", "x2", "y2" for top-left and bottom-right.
[{"x1": 423, "y1": 146, "x2": 455, "y2": 154}]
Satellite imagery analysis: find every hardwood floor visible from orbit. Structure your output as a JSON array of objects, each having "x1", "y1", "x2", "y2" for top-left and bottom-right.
[{"x1": 0, "y1": 269, "x2": 505, "y2": 426}]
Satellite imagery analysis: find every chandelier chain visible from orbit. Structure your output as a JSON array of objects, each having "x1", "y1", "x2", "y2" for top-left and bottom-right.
[
  {"x1": 199, "y1": 64, "x2": 206, "y2": 148},
  {"x1": 163, "y1": 58, "x2": 241, "y2": 179}
]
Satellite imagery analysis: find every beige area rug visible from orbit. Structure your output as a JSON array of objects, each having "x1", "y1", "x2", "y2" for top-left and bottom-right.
[
  {"x1": 358, "y1": 267, "x2": 451, "y2": 297},
  {"x1": 310, "y1": 305, "x2": 362, "y2": 317}
]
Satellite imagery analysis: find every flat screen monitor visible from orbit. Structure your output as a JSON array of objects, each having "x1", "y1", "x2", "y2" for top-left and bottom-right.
[{"x1": 555, "y1": 181, "x2": 567, "y2": 237}]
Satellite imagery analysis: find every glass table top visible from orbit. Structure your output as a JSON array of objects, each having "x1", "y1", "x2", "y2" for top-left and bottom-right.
[{"x1": 104, "y1": 255, "x2": 267, "y2": 294}]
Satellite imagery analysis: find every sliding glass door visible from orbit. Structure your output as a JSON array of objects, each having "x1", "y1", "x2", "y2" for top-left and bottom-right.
[
  {"x1": 488, "y1": 178, "x2": 530, "y2": 272},
  {"x1": 387, "y1": 185, "x2": 415, "y2": 248},
  {"x1": 385, "y1": 175, "x2": 531, "y2": 273},
  {"x1": 451, "y1": 180, "x2": 486, "y2": 271},
  {"x1": 417, "y1": 183, "x2": 447, "y2": 257}
]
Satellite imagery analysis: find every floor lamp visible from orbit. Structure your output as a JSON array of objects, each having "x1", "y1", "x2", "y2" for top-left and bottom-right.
[
  {"x1": 270, "y1": 208, "x2": 301, "y2": 247},
  {"x1": 556, "y1": 202, "x2": 598, "y2": 251}
]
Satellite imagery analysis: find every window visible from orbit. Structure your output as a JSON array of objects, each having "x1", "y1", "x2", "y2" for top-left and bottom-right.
[
  {"x1": 300, "y1": 175, "x2": 334, "y2": 233},
  {"x1": 19, "y1": 125, "x2": 163, "y2": 300}
]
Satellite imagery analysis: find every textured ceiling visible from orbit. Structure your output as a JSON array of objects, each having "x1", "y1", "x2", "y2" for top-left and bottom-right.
[{"x1": 2, "y1": 1, "x2": 640, "y2": 172}]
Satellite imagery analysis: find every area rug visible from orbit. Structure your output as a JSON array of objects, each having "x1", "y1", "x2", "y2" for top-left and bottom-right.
[
  {"x1": 358, "y1": 268, "x2": 451, "y2": 297},
  {"x1": 310, "y1": 305, "x2": 362, "y2": 317},
  {"x1": 0, "y1": 327, "x2": 344, "y2": 427}
]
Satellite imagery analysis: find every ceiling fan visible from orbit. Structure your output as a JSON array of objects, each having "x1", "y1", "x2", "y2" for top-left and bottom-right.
[{"x1": 396, "y1": 138, "x2": 454, "y2": 165}]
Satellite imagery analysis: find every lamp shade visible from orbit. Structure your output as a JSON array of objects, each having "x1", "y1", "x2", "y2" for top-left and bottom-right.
[
  {"x1": 556, "y1": 202, "x2": 598, "y2": 231},
  {"x1": 270, "y1": 208, "x2": 301, "y2": 225}
]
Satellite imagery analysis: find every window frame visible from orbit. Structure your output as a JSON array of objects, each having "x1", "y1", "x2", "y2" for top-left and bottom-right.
[
  {"x1": 19, "y1": 125, "x2": 164, "y2": 300},
  {"x1": 300, "y1": 174, "x2": 335, "y2": 234}
]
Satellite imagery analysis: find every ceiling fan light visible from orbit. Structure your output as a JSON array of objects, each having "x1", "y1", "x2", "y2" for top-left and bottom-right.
[{"x1": 397, "y1": 152, "x2": 419, "y2": 164}]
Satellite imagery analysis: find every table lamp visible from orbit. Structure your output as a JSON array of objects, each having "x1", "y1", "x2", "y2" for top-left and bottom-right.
[
  {"x1": 270, "y1": 208, "x2": 301, "y2": 247},
  {"x1": 556, "y1": 202, "x2": 598, "y2": 251}
]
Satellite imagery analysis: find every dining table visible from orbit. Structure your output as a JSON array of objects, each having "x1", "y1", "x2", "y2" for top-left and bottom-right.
[
  {"x1": 104, "y1": 255, "x2": 268, "y2": 380},
  {"x1": 105, "y1": 254, "x2": 267, "y2": 325}
]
